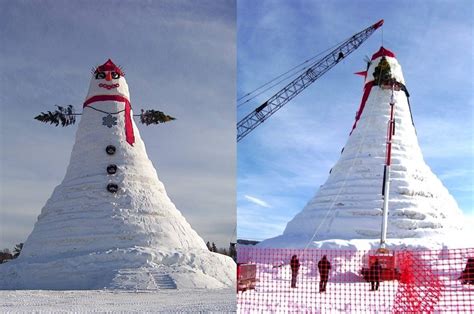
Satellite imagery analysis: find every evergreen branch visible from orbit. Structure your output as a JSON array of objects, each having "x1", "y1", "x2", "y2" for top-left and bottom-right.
[
  {"x1": 138, "y1": 109, "x2": 176, "y2": 125},
  {"x1": 373, "y1": 57, "x2": 392, "y2": 86},
  {"x1": 34, "y1": 105, "x2": 77, "y2": 127}
]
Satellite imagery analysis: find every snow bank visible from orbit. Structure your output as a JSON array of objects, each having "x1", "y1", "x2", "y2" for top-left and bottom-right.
[
  {"x1": 257, "y1": 234, "x2": 474, "y2": 251},
  {"x1": 0, "y1": 247, "x2": 235, "y2": 290}
]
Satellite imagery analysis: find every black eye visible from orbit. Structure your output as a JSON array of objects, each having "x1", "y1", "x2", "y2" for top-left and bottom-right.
[
  {"x1": 111, "y1": 72, "x2": 120, "y2": 79},
  {"x1": 95, "y1": 72, "x2": 106, "y2": 79}
]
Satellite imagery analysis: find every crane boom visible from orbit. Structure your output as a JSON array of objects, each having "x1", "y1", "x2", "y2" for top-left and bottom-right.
[{"x1": 237, "y1": 19, "x2": 384, "y2": 142}]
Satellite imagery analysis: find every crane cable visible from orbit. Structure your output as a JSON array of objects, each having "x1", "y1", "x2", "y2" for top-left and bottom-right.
[
  {"x1": 304, "y1": 38, "x2": 389, "y2": 249},
  {"x1": 304, "y1": 53, "x2": 393, "y2": 250},
  {"x1": 237, "y1": 38, "x2": 350, "y2": 109},
  {"x1": 303, "y1": 87, "x2": 383, "y2": 250},
  {"x1": 228, "y1": 223, "x2": 237, "y2": 244}
]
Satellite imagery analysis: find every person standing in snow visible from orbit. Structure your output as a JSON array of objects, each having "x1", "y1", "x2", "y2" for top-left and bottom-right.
[
  {"x1": 460, "y1": 258, "x2": 474, "y2": 285},
  {"x1": 290, "y1": 255, "x2": 300, "y2": 288},
  {"x1": 369, "y1": 258, "x2": 382, "y2": 291},
  {"x1": 318, "y1": 255, "x2": 331, "y2": 292}
]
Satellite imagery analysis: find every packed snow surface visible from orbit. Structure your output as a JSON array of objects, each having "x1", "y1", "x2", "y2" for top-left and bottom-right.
[
  {"x1": 238, "y1": 275, "x2": 473, "y2": 313},
  {"x1": 0, "y1": 69, "x2": 235, "y2": 289},
  {"x1": 258, "y1": 235, "x2": 474, "y2": 251},
  {"x1": 0, "y1": 288, "x2": 236, "y2": 313},
  {"x1": 237, "y1": 247, "x2": 474, "y2": 312},
  {"x1": 260, "y1": 49, "x2": 466, "y2": 249}
]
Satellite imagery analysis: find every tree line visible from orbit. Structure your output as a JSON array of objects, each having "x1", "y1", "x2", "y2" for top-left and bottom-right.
[
  {"x1": 1, "y1": 241, "x2": 237, "y2": 263},
  {"x1": 206, "y1": 241, "x2": 236, "y2": 262}
]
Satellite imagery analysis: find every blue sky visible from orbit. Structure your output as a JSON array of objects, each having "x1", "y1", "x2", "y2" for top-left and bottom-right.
[
  {"x1": 237, "y1": 0, "x2": 473, "y2": 241},
  {"x1": 0, "y1": 0, "x2": 235, "y2": 249}
]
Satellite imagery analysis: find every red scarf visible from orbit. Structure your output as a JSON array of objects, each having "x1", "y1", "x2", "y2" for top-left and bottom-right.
[
  {"x1": 83, "y1": 95, "x2": 135, "y2": 146},
  {"x1": 350, "y1": 81, "x2": 374, "y2": 135}
]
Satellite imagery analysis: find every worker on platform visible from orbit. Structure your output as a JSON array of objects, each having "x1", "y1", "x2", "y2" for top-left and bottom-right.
[
  {"x1": 290, "y1": 255, "x2": 300, "y2": 288},
  {"x1": 369, "y1": 258, "x2": 382, "y2": 291},
  {"x1": 336, "y1": 51, "x2": 344, "y2": 62},
  {"x1": 318, "y1": 255, "x2": 331, "y2": 292}
]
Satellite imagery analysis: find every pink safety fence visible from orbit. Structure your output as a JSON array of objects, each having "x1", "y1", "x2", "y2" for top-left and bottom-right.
[{"x1": 237, "y1": 247, "x2": 474, "y2": 313}]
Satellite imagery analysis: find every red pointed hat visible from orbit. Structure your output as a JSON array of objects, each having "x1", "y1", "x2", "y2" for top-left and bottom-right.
[
  {"x1": 371, "y1": 47, "x2": 396, "y2": 60},
  {"x1": 95, "y1": 59, "x2": 124, "y2": 76}
]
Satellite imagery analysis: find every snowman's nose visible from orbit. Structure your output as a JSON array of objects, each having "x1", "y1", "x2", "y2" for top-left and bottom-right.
[{"x1": 105, "y1": 72, "x2": 112, "y2": 81}]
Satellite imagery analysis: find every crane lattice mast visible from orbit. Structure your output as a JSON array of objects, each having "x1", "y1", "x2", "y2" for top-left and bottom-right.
[{"x1": 237, "y1": 19, "x2": 384, "y2": 142}]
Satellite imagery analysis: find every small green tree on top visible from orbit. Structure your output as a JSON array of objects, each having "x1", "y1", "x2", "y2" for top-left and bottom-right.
[{"x1": 373, "y1": 57, "x2": 392, "y2": 85}]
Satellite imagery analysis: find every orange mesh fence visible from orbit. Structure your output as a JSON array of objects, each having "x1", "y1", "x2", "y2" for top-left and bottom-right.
[{"x1": 237, "y1": 247, "x2": 474, "y2": 313}]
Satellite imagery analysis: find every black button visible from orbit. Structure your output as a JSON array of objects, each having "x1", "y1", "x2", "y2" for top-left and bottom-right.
[
  {"x1": 107, "y1": 164, "x2": 117, "y2": 174},
  {"x1": 107, "y1": 183, "x2": 118, "y2": 193},
  {"x1": 106, "y1": 145, "x2": 116, "y2": 155}
]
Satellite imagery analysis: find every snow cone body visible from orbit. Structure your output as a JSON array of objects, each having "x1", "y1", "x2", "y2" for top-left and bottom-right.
[
  {"x1": 0, "y1": 60, "x2": 235, "y2": 290},
  {"x1": 260, "y1": 47, "x2": 467, "y2": 249}
]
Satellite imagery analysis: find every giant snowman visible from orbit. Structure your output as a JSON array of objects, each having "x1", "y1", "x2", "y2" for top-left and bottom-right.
[
  {"x1": 259, "y1": 47, "x2": 470, "y2": 250},
  {"x1": 0, "y1": 59, "x2": 235, "y2": 290}
]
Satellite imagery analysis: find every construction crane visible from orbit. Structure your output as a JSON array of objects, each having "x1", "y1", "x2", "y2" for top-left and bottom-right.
[{"x1": 237, "y1": 19, "x2": 384, "y2": 142}]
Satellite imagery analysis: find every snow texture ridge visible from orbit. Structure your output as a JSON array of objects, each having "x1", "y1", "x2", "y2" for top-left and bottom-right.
[
  {"x1": 259, "y1": 48, "x2": 467, "y2": 249},
  {"x1": 0, "y1": 289, "x2": 237, "y2": 312},
  {"x1": 0, "y1": 70, "x2": 235, "y2": 290}
]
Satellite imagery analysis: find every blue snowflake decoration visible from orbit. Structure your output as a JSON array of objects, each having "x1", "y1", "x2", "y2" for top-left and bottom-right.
[{"x1": 102, "y1": 114, "x2": 117, "y2": 128}]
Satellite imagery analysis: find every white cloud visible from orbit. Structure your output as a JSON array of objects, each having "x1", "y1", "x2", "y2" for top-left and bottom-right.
[
  {"x1": 438, "y1": 169, "x2": 474, "y2": 181},
  {"x1": 244, "y1": 195, "x2": 271, "y2": 208}
]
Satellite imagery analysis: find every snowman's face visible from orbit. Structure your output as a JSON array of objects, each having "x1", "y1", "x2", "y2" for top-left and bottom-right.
[
  {"x1": 95, "y1": 70, "x2": 122, "y2": 90},
  {"x1": 85, "y1": 63, "x2": 130, "y2": 101}
]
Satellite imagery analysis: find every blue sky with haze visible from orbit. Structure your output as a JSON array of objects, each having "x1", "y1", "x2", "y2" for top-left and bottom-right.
[
  {"x1": 237, "y1": 0, "x2": 473, "y2": 241},
  {"x1": 0, "y1": 0, "x2": 236, "y2": 249}
]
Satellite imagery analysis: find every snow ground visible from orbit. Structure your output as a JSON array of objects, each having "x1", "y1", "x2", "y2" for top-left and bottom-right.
[
  {"x1": 237, "y1": 250, "x2": 474, "y2": 313},
  {"x1": 0, "y1": 288, "x2": 236, "y2": 313},
  {"x1": 237, "y1": 278, "x2": 474, "y2": 313}
]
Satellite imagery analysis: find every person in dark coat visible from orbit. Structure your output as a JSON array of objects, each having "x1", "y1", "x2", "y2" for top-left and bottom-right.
[
  {"x1": 461, "y1": 258, "x2": 474, "y2": 285},
  {"x1": 318, "y1": 255, "x2": 331, "y2": 292},
  {"x1": 290, "y1": 255, "x2": 300, "y2": 288},
  {"x1": 369, "y1": 258, "x2": 383, "y2": 291}
]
